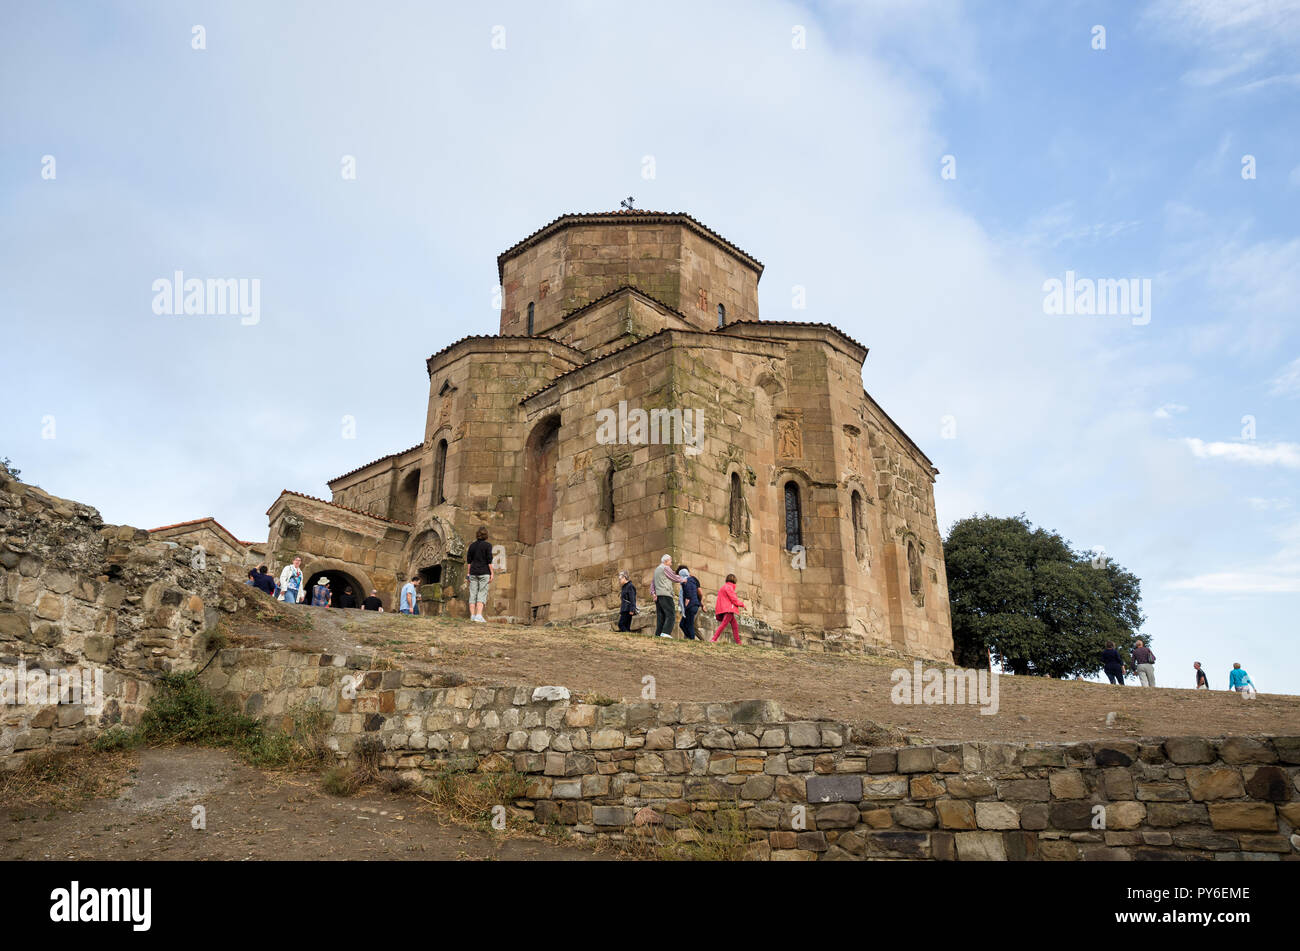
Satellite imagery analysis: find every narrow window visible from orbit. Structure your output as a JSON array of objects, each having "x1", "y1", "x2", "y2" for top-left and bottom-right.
[
  {"x1": 527, "y1": 301, "x2": 534, "y2": 336},
  {"x1": 851, "y1": 490, "x2": 866, "y2": 562},
  {"x1": 729, "y1": 472, "x2": 744, "y2": 537},
  {"x1": 907, "y1": 539, "x2": 922, "y2": 595},
  {"x1": 717, "y1": 303, "x2": 726, "y2": 328},
  {"x1": 434, "y1": 439, "x2": 448, "y2": 504},
  {"x1": 605, "y1": 463, "x2": 616, "y2": 525},
  {"x1": 784, "y1": 481, "x2": 802, "y2": 550}
]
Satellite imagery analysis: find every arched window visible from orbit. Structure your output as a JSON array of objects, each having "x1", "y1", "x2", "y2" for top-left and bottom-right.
[
  {"x1": 434, "y1": 439, "x2": 448, "y2": 504},
  {"x1": 526, "y1": 302, "x2": 535, "y2": 336},
  {"x1": 851, "y1": 491, "x2": 866, "y2": 562},
  {"x1": 907, "y1": 538, "x2": 922, "y2": 595},
  {"x1": 728, "y1": 472, "x2": 744, "y2": 537},
  {"x1": 783, "y1": 481, "x2": 802, "y2": 550},
  {"x1": 717, "y1": 303, "x2": 726, "y2": 329}
]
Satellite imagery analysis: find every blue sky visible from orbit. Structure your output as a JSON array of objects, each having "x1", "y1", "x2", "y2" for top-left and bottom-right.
[{"x1": 2, "y1": 0, "x2": 1297, "y2": 692}]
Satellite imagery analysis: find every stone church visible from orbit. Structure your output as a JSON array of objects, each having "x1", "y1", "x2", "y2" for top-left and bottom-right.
[{"x1": 264, "y1": 211, "x2": 953, "y2": 661}]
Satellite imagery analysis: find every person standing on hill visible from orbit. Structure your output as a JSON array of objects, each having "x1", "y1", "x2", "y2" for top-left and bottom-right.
[
  {"x1": 278, "y1": 557, "x2": 305, "y2": 604},
  {"x1": 1131, "y1": 640, "x2": 1156, "y2": 686},
  {"x1": 711, "y1": 574, "x2": 745, "y2": 644},
  {"x1": 617, "y1": 570, "x2": 637, "y2": 632},
  {"x1": 1193, "y1": 661, "x2": 1209, "y2": 690},
  {"x1": 400, "y1": 576, "x2": 419, "y2": 615},
  {"x1": 651, "y1": 555, "x2": 686, "y2": 639},
  {"x1": 1100, "y1": 642, "x2": 1125, "y2": 684},
  {"x1": 677, "y1": 565, "x2": 702, "y2": 640},
  {"x1": 466, "y1": 526, "x2": 494, "y2": 623},
  {"x1": 310, "y1": 576, "x2": 332, "y2": 607},
  {"x1": 362, "y1": 589, "x2": 384, "y2": 612}
]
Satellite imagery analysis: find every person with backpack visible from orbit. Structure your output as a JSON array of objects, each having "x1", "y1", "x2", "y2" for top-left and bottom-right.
[
  {"x1": 677, "y1": 565, "x2": 702, "y2": 640},
  {"x1": 711, "y1": 574, "x2": 745, "y2": 644}
]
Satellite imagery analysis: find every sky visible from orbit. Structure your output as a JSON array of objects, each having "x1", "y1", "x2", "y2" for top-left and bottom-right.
[{"x1": 1, "y1": 0, "x2": 1297, "y2": 692}]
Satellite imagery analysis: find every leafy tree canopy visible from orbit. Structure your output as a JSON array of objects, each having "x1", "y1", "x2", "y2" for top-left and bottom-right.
[{"x1": 944, "y1": 514, "x2": 1144, "y2": 678}]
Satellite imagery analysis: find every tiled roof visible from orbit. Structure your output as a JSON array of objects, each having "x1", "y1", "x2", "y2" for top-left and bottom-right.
[
  {"x1": 717, "y1": 320, "x2": 869, "y2": 357},
  {"x1": 326, "y1": 443, "x2": 424, "y2": 486},
  {"x1": 268, "y1": 489, "x2": 413, "y2": 527},
  {"x1": 496, "y1": 211, "x2": 764, "y2": 281},
  {"x1": 148, "y1": 517, "x2": 246, "y2": 548}
]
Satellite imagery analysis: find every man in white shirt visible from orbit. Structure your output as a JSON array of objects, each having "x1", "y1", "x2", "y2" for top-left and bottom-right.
[{"x1": 651, "y1": 555, "x2": 686, "y2": 639}]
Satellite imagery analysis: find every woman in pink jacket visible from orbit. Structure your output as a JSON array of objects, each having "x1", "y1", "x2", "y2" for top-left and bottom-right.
[{"x1": 712, "y1": 574, "x2": 745, "y2": 644}]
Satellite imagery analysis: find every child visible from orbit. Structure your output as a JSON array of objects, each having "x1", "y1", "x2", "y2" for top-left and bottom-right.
[
  {"x1": 711, "y1": 573, "x2": 745, "y2": 644},
  {"x1": 617, "y1": 570, "x2": 637, "y2": 632}
]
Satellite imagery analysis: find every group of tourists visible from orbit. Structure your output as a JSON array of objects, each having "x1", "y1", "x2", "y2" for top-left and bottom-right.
[
  {"x1": 1100, "y1": 640, "x2": 1257, "y2": 692},
  {"x1": 252, "y1": 531, "x2": 749, "y2": 646},
  {"x1": 246, "y1": 556, "x2": 383, "y2": 611},
  {"x1": 619, "y1": 554, "x2": 748, "y2": 644}
]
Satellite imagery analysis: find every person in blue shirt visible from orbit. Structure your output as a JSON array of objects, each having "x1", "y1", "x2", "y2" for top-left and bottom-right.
[
  {"x1": 399, "y1": 576, "x2": 419, "y2": 614},
  {"x1": 676, "y1": 565, "x2": 702, "y2": 640},
  {"x1": 1228, "y1": 663, "x2": 1255, "y2": 692}
]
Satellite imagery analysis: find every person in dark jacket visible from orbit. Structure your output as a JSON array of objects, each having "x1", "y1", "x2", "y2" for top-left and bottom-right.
[
  {"x1": 677, "y1": 565, "x2": 702, "y2": 640},
  {"x1": 617, "y1": 570, "x2": 637, "y2": 632},
  {"x1": 1101, "y1": 641, "x2": 1125, "y2": 684},
  {"x1": 251, "y1": 565, "x2": 276, "y2": 596}
]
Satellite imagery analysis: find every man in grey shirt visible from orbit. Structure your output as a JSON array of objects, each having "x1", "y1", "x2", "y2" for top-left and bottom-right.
[{"x1": 651, "y1": 554, "x2": 686, "y2": 639}]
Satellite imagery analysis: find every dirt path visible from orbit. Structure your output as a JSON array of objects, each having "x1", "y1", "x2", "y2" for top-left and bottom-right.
[
  {"x1": 0, "y1": 748, "x2": 604, "y2": 861},
  {"x1": 241, "y1": 604, "x2": 1300, "y2": 744}
]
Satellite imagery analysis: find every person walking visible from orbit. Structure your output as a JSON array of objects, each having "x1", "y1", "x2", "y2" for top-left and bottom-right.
[
  {"x1": 1100, "y1": 641, "x2": 1125, "y2": 684},
  {"x1": 399, "y1": 576, "x2": 419, "y2": 615},
  {"x1": 1228, "y1": 663, "x2": 1256, "y2": 693},
  {"x1": 677, "y1": 565, "x2": 702, "y2": 640},
  {"x1": 711, "y1": 573, "x2": 745, "y2": 644},
  {"x1": 310, "y1": 576, "x2": 332, "y2": 607},
  {"x1": 336, "y1": 585, "x2": 357, "y2": 609},
  {"x1": 651, "y1": 555, "x2": 686, "y2": 639},
  {"x1": 1193, "y1": 661, "x2": 1209, "y2": 690},
  {"x1": 1131, "y1": 640, "x2": 1156, "y2": 686},
  {"x1": 278, "y1": 557, "x2": 305, "y2": 604},
  {"x1": 617, "y1": 570, "x2": 637, "y2": 632},
  {"x1": 466, "y1": 527, "x2": 494, "y2": 623},
  {"x1": 361, "y1": 589, "x2": 384, "y2": 612}
]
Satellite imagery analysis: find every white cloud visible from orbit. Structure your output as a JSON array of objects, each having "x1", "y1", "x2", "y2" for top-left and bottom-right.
[
  {"x1": 1182, "y1": 438, "x2": 1300, "y2": 468},
  {"x1": 1154, "y1": 403, "x2": 1188, "y2": 419},
  {"x1": 1268, "y1": 356, "x2": 1300, "y2": 396}
]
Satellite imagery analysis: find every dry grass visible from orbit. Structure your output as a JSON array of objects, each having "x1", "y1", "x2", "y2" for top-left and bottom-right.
[{"x1": 0, "y1": 746, "x2": 137, "y2": 810}]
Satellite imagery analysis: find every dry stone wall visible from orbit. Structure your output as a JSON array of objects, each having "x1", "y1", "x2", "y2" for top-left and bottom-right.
[
  {"x1": 0, "y1": 468, "x2": 232, "y2": 763},
  {"x1": 206, "y1": 645, "x2": 1300, "y2": 861}
]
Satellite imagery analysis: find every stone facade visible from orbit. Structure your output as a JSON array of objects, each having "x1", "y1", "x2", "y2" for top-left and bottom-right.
[
  {"x1": 264, "y1": 211, "x2": 953, "y2": 659},
  {"x1": 206, "y1": 645, "x2": 1300, "y2": 861}
]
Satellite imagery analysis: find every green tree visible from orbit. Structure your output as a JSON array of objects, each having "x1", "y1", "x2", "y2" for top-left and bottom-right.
[{"x1": 944, "y1": 514, "x2": 1144, "y2": 678}]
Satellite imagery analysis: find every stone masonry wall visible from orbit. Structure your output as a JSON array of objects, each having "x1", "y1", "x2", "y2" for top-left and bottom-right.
[
  {"x1": 0, "y1": 468, "x2": 231, "y2": 764},
  {"x1": 206, "y1": 645, "x2": 1300, "y2": 861}
]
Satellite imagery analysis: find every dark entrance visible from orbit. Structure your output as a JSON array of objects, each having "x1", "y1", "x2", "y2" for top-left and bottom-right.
[{"x1": 304, "y1": 569, "x2": 364, "y2": 608}]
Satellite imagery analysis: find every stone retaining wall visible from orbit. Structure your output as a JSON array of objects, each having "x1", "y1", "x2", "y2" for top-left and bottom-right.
[{"x1": 206, "y1": 646, "x2": 1300, "y2": 861}]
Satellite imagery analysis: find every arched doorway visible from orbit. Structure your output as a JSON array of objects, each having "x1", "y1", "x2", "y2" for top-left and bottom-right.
[
  {"x1": 303, "y1": 567, "x2": 366, "y2": 608},
  {"x1": 519, "y1": 415, "x2": 560, "y2": 622}
]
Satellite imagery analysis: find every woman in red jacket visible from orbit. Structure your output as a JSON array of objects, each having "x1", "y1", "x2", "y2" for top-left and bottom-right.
[{"x1": 711, "y1": 574, "x2": 745, "y2": 644}]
